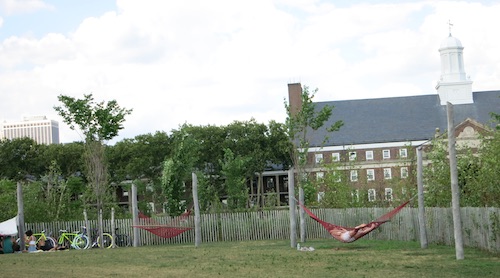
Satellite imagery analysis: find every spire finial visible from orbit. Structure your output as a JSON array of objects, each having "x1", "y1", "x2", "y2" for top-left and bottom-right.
[{"x1": 448, "y1": 19, "x2": 453, "y2": 37}]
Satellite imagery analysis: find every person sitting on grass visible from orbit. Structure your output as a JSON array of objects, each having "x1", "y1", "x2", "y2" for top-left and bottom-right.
[
  {"x1": 25, "y1": 230, "x2": 38, "y2": 252},
  {"x1": 0, "y1": 235, "x2": 14, "y2": 254},
  {"x1": 38, "y1": 238, "x2": 66, "y2": 252}
]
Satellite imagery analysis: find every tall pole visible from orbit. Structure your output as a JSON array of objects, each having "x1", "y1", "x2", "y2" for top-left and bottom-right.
[
  {"x1": 192, "y1": 172, "x2": 201, "y2": 247},
  {"x1": 132, "y1": 182, "x2": 140, "y2": 247},
  {"x1": 288, "y1": 167, "x2": 297, "y2": 248},
  {"x1": 417, "y1": 147, "x2": 428, "y2": 248},
  {"x1": 111, "y1": 208, "x2": 116, "y2": 248},
  {"x1": 17, "y1": 182, "x2": 25, "y2": 248},
  {"x1": 447, "y1": 102, "x2": 464, "y2": 260},
  {"x1": 299, "y1": 187, "x2": 305, "y2": 243}
]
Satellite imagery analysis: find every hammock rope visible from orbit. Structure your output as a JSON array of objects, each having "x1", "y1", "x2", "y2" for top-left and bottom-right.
[
  {"x1": 297, "y1": 197, "x2": 414, "y2": 243},
  {"x1": 133, "y1": 210, "x2": 193, "y2": 239}
]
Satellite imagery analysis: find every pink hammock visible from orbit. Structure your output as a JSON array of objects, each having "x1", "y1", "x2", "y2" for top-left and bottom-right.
[
  {"x1": 298, "y1": 198, "x2": 413, "y2": 243},
  {"x1": 133, "y1": 211, "x2": 193, "y2": 238}
]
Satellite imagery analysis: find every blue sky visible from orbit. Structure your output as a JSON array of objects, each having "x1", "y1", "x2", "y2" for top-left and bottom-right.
[
  {"x1": 0, "y1": 1, "x2": 116, "y2": 39},
  {"x1": 1, "y1": 0, "x2": 499, "y2": 144}
]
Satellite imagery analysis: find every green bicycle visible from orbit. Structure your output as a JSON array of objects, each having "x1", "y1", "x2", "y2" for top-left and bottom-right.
[
  {"x1": 17, "y1": 230, "x2": 57, "y2": 249},
  {"x1": 57, "y1": 228, "x2": 90, "y2": 249}
]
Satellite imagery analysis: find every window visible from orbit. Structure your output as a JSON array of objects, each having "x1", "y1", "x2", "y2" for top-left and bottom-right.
[
  {"x1": 316, "y1": 172, "x2": 324, "y2": 181},
  {"x1": 349, "y1": 151, "x2": 357, "y2": 161},
  {"x1": 383, "y1": 168, "x2": 392, "y2": 179},
  {"x1": 383, "y1": 149, "x2": 391, "y2": 159},
  {"x1": 332, "y1": 171, "x2": 341, "y2": 182},
  {"x1": 366, "y1": 169, "x2": 375, "y2": 181},
  {"x1": 401, "y1": 167, "x2": 409, "y2": 179},
  {"x1": 365, "y1": 150, "x2": 374, "y2": 160},
  {"x1": 368, "y1": 189, "x2": 376, "y2": 202},
  {"x1": 350, "y1": 170, "x2": 358, "y2": 182},
  {"x1": 332, "y1": 153, "x2": 340, "y2": 162},
  {"x1": 385, "y1": 188, "x2": 393, "y2": 201},
  {"x1": 317, "y1": 191, "x2": 325, "y2": 202},
  {"x1": 315, "y1": 153, "x2": 323, "y2": 164},
  {"x1": 351, "y1": 189, "x2": 359, "y2": 202},
  {"x1": 399, "y1": 148, "x2": 408, "y2": 158}
]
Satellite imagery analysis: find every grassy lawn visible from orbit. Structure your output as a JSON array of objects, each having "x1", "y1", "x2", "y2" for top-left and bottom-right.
[{"x1": 1, "y1": 239, "x2": 499, "y2": 278}]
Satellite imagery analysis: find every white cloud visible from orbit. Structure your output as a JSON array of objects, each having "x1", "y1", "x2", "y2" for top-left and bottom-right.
[{"x1": 1, "y1": 0, "x2": 500, "y2": 144}]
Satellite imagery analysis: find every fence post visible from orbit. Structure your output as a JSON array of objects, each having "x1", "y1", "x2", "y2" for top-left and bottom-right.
[
  {"x1": 288, "y1": 167, "x2": 297, "y2": 248},
  {"x1": 417, "y1": 147, "x2": 428, "y2": 248},
  {"x1": 192, "y1": 172, "x2": 201, "y2": 247},
  {"x1": 132, "y1": 182, "x2": 140, "y2": 247},
  {"x1": 111, "y1": 208, "x2": 116, "y2": 248},
  {"x1": 17, "y1": 182, "x2": 25, "y2": 249}
]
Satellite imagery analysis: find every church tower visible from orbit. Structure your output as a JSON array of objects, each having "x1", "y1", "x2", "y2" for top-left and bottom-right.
[{"x1": 435, "y1": 28, "x2": 473, "y2": 105}]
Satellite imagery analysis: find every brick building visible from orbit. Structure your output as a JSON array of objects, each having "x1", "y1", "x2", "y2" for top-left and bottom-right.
[{"x1": 256, "y1": 33, "x2": 500, "y2": 205}]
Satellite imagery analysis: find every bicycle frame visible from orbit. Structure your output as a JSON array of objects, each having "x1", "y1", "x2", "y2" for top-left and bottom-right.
[
  {"x1": 17, "y1": 230, "x2": 56, "y2": 249},
  {"x1": 57, "y1": 229, "x2": 89, "y2": 249}
]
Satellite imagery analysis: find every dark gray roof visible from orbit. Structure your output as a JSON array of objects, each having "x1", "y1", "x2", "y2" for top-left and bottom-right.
[{"x1": 309, "y1": 91, "x2": 500, "y2": 147}]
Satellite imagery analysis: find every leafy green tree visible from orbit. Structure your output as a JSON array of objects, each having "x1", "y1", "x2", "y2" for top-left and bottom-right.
[
  {"x1": 423, "y1": 138, "x2": 453, "y2": 207},
  {"x1": 284, "y1": 85, "x2": 343, "y2": 203},
  {"x1": 162, "y1": 125, "x2": 199, "y2": 216},
  {"x1": 41, "y1": 142, "x2": 85, "y2": 178},
  {"x1": 0, "y1": 179, "x2": 17, "y2": 220},
  {"x1": 54, "y1": 94, "x2": 132, "y2": 218},
  {"x1": 0, "y1": 138, "x2": 45, "y2": 180},
  {"x1": 220, "y1": 148, "x2": 249, "y2": 210},
  {"x1": 318, "y1": 161, "x2": 352, "y2": 208},
  {"x1": 107, "y1": 132, "x2": 171, "y2": 182},
  {"x1": 465, "y1": 114, "x2": 500, "y2": 206}
]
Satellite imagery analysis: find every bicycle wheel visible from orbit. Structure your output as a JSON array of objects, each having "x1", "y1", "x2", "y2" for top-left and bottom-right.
[
  {"x1": 45, "y1": 236, "x2": 57, "y2": 249},
  {"x1": 72, "y1": 234, "x2": 90, "y2": 249},
  {"x1": 97, "y1": 233, "x2": 114, "y2": 248},
  {"x1": 116, "y1": 234, "x2": 131, "y2": 247}
]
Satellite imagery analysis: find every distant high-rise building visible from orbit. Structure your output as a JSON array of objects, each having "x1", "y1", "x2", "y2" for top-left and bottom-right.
[{"x1": 1, "y1": 116, "x2": 60, "y2": 144}]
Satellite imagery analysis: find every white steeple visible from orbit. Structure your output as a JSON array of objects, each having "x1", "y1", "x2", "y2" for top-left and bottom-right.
[{"x1": 435, "y1": 23, "x2": 473, "y2": 105}]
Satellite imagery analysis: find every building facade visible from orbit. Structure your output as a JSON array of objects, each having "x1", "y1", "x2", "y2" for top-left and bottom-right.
[
  {"x1": 254, "y1": 33, "x2": 499, "y2": 205},
  {"x1": 1, "y1": 116, "x2": 60, "y2": 144}
]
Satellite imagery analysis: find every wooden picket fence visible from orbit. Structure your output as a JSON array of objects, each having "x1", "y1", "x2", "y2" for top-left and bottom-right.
[{"x1": 24, "y1": 207, "x2": 500, "y2": 253}]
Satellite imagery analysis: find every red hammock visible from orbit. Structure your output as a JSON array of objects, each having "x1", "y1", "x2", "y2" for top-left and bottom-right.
[
  {"x1": 298, "y1": 198, "x2": 413, "y2": 243},
  {"x1": 133, "y1": 211, "x2": 193, "y2": 238}
]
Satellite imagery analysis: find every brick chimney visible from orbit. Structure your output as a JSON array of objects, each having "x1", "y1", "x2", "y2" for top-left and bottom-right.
[{"x1": 288, "y1": 83, "x2": 302, "y2": 116}]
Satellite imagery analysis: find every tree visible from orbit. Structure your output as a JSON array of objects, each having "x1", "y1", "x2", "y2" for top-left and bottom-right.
[
  {"x1": 41, "y1": 142, "x2": 85, "y2": 179},
  {"x1": 0, "y1": 138, "x2": 45, "y2": 181},
  {"x1": 220, "y1": 148, "x2": 249, "y2": 210},
  {"x1": 466, "y1": 113, "x2": 500, "y2": 206},
  {"x1": 284, "y1": 85, "x2": 343, "y2": 202},
  {"x1": 54, "y1": 94, "x2": 132, "y2": 238},
  {"x1": 162, "y1": 125, "x2": 199, "y2": 216},
  {"x1": 284, "y1": 84, "x2": 343, "y2": 243}
]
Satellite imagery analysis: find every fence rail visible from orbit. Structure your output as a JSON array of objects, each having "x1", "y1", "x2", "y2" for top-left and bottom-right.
[{"x1": 24, "y1": 207, "x2": 500, "y2": 253}]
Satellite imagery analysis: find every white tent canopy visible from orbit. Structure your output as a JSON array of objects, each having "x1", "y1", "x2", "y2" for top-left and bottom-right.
[{"x1": 0, "y1": 216, "x2": 18, "y2": 236}]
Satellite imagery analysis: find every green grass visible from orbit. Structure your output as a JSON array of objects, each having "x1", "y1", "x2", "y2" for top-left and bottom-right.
[{"x1": 1, "y1": 239, "x2": 499, "y2": 277}]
